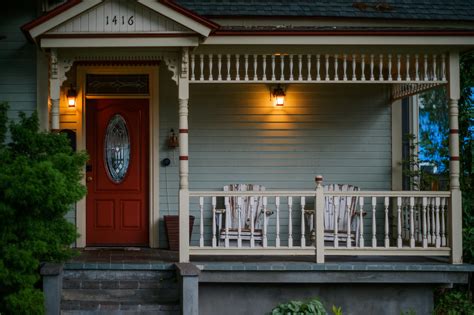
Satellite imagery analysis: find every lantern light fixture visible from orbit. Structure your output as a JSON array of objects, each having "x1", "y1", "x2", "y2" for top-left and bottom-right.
[
  {"x1": 271, "y1": 84, "x2": 286, "y2": 107},
  {"x1": 67, "y1": 84, "x2": 77, "y2": 108}
]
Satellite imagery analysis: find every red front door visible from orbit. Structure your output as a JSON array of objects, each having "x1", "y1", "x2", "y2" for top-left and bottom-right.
[{"x1": 86, "y1": 99, "x2": 149, "y2": 246}]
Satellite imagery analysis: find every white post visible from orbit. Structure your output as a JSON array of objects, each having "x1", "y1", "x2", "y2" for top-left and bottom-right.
[
  {"x1": 448, "y1": 51, "x2": 463, "y2": 264},
  {"x1": 179, "y1": 48, "x2": 190, "y2": 262},
  {"x1": 49, "y1": 49, "x2": 60, "y2": 130},
  {"x1": 315, "y1": 176, "x2": 325, "y2": 263}
]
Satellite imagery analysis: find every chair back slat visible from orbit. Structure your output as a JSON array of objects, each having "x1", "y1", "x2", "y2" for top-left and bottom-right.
[{"x1": 224, "y1": 184, "x2": 266, "y2": 229}]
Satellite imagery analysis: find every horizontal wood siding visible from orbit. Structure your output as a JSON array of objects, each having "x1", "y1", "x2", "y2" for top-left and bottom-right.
[
  {"x1": 0, "y1": 2, "x2": 37, "y2": 121},
  {"x1": 159, "y1": 69, "x2": 391, "y2": 247}
]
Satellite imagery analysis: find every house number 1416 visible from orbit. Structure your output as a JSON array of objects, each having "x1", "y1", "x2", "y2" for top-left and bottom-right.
[{"x1": 106, "y1": 16, "x2": 134, "y2": 25}]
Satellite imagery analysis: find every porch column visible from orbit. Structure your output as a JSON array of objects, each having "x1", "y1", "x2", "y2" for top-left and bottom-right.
[
  {"x1": 179, "y1": 48, "x2": 190, "y2": 263},
  {"x1": 49, "y1": 49, "x2": 60, "y2": 130},
  {"x1": 448, "y1": 52, "x2": 462, "y2": 264}
]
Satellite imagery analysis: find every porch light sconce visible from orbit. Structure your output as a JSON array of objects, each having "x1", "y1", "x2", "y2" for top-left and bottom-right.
[
  {"x1": 271, "y1": 84, "x2": 286, "y2": 107},
  {"x1": 66, "y1": 84, "x2": 77, "y2": 108}
]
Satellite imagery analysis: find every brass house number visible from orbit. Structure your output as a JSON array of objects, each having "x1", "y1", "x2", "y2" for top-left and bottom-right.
[{"x1": 106, "y1": 15, "x2": 135, "y2": 26}]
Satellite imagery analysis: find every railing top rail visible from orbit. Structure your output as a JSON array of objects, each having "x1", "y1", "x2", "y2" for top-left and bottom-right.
[
  {"x1": 189, "y1": 190, "x2": 316, "y2": 197},
  {"x1": 188, "y1": 190, "x2": 451, "y2": 198}
]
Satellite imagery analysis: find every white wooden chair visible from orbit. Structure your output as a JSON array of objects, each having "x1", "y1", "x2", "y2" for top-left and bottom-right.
[
  {"x1": 214, "y1": 184, "x2": 270, "y2": 247},
  {"x1": 306, "y1": 184, "x2": 362, "y2": 246}
]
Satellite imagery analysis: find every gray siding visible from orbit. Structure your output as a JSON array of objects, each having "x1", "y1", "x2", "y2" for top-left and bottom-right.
[
  {"x1": 0, "y1": 2, "x2": 38, "y2": 121},
  {"x1": 159, "y1": 69, "x2": 391, "y2": 247}
]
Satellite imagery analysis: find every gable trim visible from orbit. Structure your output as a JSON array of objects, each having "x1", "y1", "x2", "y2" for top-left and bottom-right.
[
  {"x1": 22, "y1": 0, "x2": 218, "y2": 43},
  {"x1": 138, "y1": 0, "x2": 218, "y2": 36}
]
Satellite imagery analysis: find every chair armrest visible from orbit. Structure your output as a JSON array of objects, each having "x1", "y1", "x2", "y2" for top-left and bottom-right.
[{"x1": 264, "y1": 210, "x2": 274, "y2": 216}]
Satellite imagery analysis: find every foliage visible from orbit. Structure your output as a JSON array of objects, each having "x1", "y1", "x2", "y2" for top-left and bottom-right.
[
  {"x1": 0, "y1": 103, "x2": 87, "y2": 314},
  {"x1": 434, "y1": 288, "x2": 474, "y2": 315},
  {"x1": 270, "y1": 297, "x2": 341, "y2": 315}
]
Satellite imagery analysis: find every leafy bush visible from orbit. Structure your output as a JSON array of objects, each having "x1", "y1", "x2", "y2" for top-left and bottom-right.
[
  {"x1": 434, "y1": 288, "x2": 474, "y2": 315},
  {"x1": 270, "y1": 297, "x2": 337, "y2": 315},
  {"x1": 0, "y1": 103, "x2": 87, "y2": 314}
]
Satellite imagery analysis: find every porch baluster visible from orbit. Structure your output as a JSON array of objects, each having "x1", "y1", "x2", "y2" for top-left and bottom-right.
[
  {"x1": 406, "y1": 54, "x2": 411, "y2": 81},
  {"x1": 397, "y1": 54, "x2": 401, "y2": 81},
  {"x1": 298, "y1": 54, "x2": 303, "y2": 81},
  {"x1": 397, "y1": 197, "x2": 402, "y2": 248},
  {"x1": 433, "y1": 54, "x2": 438, "y2": 81},
  {"x1": 237, "y1": 196, "x2": 242, "y2": 248},
  {"x1": 346, "y1": 197, "x2": 352, "y2": 248},
  {"x1": 253, "y1": 54, "x2": 258, "y2": 81},
  {"x1": 435, "y1": 197, "x2": 441, "y2": 248},
  {"x1": 275, "y1": 196, "x2": 281, "y2": 248},
  {"x1": 372, "y1": 197, "x2": 377, "y2": 248},
  {"x1": 190, "y1": 54, "x2": 195, "y2": 81},
  {"x1": 307, "y1": 54, "x2": 312, "y2": 81},
  {"x1": 415, "y1": 54, "x2": 420, "y2": 81},
  {"x1": 359, "y1": 197, "x2": 365, "y2": 247},
  {"x1": 263, "y1": 197, "x2": 268, "y2": 247},
  {"x1": 325, "y1": 54, "x2": 330, "y2": 81},
  {"x1": 262, "y1": 55, "x2": 267, "y2": 80},
  {"x1": 343, "y1": 54, "x2": 348, "y2": 81},
  {"x1": 417, "y1": 199, "x2": 422, "y2": 242},
  {"x1": 235, "y1": 54, "x2": 240, "y2": 81},
  {"x1": 409, "y1": 197, "x2": 415, "y2": 247},
  {"x1": 424, "y1": 54, "x2": 428, "y2": 81},
  {"x1": 430, "y1": 198, "x2": 436, "y2": 245},
  {"x1": 199, "y1": 54, "x2": 204, "y2": 81},
  {"x1": 288, "y1": 196, "x2": 293, "y2": 248},
  {"x1": 271, "y1": 55, "x2": 276, "y2": 81},
  {"x1": 301, "y1": 197, "x2": 306, "y2": 247},
  {"x1": 370, "y1": 54, "x2": 374, "y2": 81},
  {"x1": 226, "y1": 54, "x2": 231, "y2": 81},
  {"x1": 334, "y1": 54, "x2": 339, "y2": 81},
  {"x1": 442, "y1": 54, "x2": 446, "y2": 81},
  {"x1": 441, "y1": 198, "x2": 446, "y2": 246},
  {"x1": 422, "y1": 197, "x2": 428, "y2": 248},
  {"x1": 280, "y1": 55, "x2": 285, "y2": 80},
  {"x1": 384, "y1": 197, "x2": 389, "y2": 248},
  {"x1": 289, "y1": 54, "x2": 294, "y2": 81},
  {"x1": 208, "y1": 54, "x2": 213, "y2": 81},
  {"x1": 212, "y1": 197, "x2": 217, "y2": 247},
  {"x1": 199, "y1": 197, "x2": 204, "y2": 247},
  {"x1": 250, "y1": 196, "x2": 255, "y2": 248},
  {"x1": 316, "y1": 54, "x2": 320, "y2": 81},
  {"x1": 225, "y1": 197, "x2": 230, "y2": 247},
  {"x1": 352, "y1": 54, "x2": 356, "y2": 81},
  {"x1": 361, "y1": 54, "x2": 366, "y2": 81},
  {"x1": 244, "y1": 54, "x2": 249, "y2": 81},
  {"x1": 217, "y1": 54, "x2": 222, "y2": 81},
  {"x1": 388, "y1": 54, "x2": 393, "y2": 81},
  {"x1": 379, "y1": 54, "x2": 383, "y2": 81},
  {"x1": 333, "y1": 196, "x2": 339, "y2": 248}
]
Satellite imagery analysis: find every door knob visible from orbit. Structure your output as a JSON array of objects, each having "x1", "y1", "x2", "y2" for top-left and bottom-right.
[{"x1": 87, "y1": 176, "x2": 93, "y2": 182}]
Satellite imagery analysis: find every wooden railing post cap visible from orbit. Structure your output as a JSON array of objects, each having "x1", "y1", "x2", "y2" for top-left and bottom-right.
[{"x1": 315, "y1": 175, "x2": 324, "y2": 183}]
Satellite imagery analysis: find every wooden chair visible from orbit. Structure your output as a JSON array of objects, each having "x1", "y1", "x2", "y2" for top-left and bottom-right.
[
  {"x1": 213, "y1": 184, "x2": 270, "y2": 247},
  {"x1": 306, "y1": 184, "x2": 361, "y2": 246}
]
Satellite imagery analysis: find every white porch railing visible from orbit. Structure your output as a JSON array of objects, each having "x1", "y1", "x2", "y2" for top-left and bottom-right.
[
  {"x1": 187, "y1": 184, "x2": 451, "y2": 262},
  {"x1": 189, "y1": 52, "x2": 447, "y2": 84}
]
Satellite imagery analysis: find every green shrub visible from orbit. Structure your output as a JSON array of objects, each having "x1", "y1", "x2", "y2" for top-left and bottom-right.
[
  {"x1": 0, "y1": 103, "x2": 87, "y2": 314},
  {"x1": 434, "y1": 288, "x2": 474, "y2": 315},
  {"x1": 270, "y1": 297, "x2": 336, "y2": 315}
]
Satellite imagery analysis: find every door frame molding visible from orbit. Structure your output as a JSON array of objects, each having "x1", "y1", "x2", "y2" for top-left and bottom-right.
[{"x1": 76, "y1": 65, "x2": 160, "y2": 248}]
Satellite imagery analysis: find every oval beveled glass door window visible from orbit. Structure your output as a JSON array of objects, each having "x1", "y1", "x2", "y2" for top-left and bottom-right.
[{"x1": 104, "y1": 114, "x2": 130, "y2": 183}]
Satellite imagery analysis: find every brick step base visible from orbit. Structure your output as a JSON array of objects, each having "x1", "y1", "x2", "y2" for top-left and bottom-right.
[{"x1": 61, "y1": 269, "x2": 179, "y2": 314}]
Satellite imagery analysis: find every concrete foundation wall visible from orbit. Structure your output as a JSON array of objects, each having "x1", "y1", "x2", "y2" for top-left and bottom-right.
[{"x1": 200, "y1": 283, "x2": 433, "y2": 315}]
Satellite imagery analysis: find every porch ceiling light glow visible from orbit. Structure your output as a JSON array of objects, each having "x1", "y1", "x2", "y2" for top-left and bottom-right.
[
  {"x1": 67, "y1": 84, "x2": 77, "y2": 108},
  {"x1": 272, "y1": 84, "x2": 286, "y2": 107}
]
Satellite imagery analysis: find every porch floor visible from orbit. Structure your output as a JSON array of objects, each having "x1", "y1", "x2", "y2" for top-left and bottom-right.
[{"x1": 69, "y1": 248, "x2": 453, "y2": 265}]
